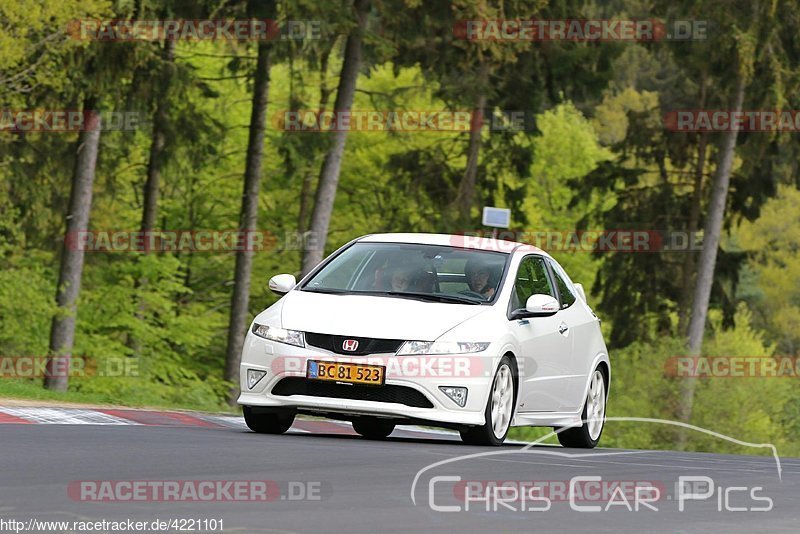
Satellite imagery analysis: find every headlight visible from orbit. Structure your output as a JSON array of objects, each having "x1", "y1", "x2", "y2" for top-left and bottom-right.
[
  {"x1": 252, "y1": 324, "x2": 305, "y2": 347},
  {"x1": 397, "y1": 341, "x2": 489, "y2": 355}
]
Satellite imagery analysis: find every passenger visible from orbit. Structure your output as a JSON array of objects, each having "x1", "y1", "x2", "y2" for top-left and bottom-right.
[{"x1": 389, "y1": 267, "x2": 414, "y2": 292}]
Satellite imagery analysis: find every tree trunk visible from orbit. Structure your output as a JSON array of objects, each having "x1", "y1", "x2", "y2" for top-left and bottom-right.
[
  {"x1": 224, "y1": 39, "x2": 272, "y2": 404},
  {"x1": 297, "y1": 173, "x2": 315, "y2": 236},
  {"x1": 301, "y1": 0, "x2": 370, "y2": 276},
  {"x1": 44, "y1": 96, "x2": 101, "y2": 391},
  {"x1": 456, "y1": 92, "x2": 486, "y2": 225},
  {"x1": 141, "y1": 38, "x2": 176, "y2": 235},
  {"x1": 298, "y1": 38, "x2": 337, "y2": 235},
  {"x1": 676, "y1": 76, "x2": 746, "y2": 444},
  {"x1": 678, "y1": 76, "x2": 708, "y2": 335}
]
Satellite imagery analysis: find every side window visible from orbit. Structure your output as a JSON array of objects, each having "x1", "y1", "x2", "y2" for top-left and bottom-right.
[
  {"x1": 547, "y1": 259, "x2": 576, "y2": 309},
  {"x1": 511, "y1": 256, "x2": 555, "y2": 310}
]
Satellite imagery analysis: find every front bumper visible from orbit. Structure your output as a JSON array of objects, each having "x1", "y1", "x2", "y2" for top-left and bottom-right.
[{"x1": 236, "y1": 331, "x2": 498, "y2": 427}]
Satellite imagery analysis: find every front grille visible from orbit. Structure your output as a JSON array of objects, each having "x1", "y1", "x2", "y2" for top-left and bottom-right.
[
  {"x1": 271, "y1": 377, "x2": 433, "y2": 408},
  {"x1": 304, "y1": 332, "x2": 404, "y2": 355}
]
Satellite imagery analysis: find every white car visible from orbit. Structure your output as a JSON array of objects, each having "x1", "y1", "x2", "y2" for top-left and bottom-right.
[{"x1": 238, "y1": 233, "x2": 610, "y2": 447}]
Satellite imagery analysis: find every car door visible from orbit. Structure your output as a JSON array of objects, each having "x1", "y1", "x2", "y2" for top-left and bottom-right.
[
  {"x1": 509, "y1": 255, "x2": 574, "y2": 413},
  {"x1": 545, "y1": 258, "x2": 594, "y2": 412}
]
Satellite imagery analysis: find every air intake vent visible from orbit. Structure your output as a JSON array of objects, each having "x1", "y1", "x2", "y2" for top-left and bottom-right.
[
  {"x1": 271, "y1": 378, "x2": 433, "y2": 408},
  {"x1": 304, "y1": 332, "x2": 404, "y2": 355}
]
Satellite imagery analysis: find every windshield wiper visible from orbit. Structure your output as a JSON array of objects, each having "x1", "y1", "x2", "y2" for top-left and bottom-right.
[
  {"x1": 302, "y1": 288, "x2": 483, "y2": 304},
  {"x1": 385, "y1": 291, "x2": 483, "y2": 305},
  {"x1": 301, "y1": 287, "x2": 350, "y2": 294}
]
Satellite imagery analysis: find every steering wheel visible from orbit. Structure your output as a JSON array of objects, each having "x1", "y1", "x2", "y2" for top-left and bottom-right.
[{"x1": 459, "y1": 290, "x2": 486, "y2": 300}]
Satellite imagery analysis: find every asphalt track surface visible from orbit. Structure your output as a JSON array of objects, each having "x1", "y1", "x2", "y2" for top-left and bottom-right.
[{"x1": 1, "y1": 417, "x2": 798, "y2": 533}]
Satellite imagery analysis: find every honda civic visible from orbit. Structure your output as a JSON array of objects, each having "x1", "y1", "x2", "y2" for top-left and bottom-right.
[{"x1": 238, "y1": 233, "x2": 610, "y2": 447}]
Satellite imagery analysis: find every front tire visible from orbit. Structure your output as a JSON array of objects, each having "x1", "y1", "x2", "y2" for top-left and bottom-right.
[
  {"x1": 460, "y1": 355, "x2": 516, "y2": 446},
  {"x1": 352, "y1": 417, "x2": 395, "y2": 439},
  {"x1": 243, "y1": 406, "x2": 295, "y2": 434},
  {"x1": 557, "y1": 368, "x2": 607, "y2": 448}
]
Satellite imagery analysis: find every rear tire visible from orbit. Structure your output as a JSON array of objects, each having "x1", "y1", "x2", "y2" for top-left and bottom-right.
[
  {"x1": 352, "y1": 417, "x2": 395, "y2": 439},
  {"x1": 243, "y1": 406, "x2": 295, "y2": 434},
  {"x1": 557, "y1": 368, "x2": 607, "y2": 448},
  {"x1": 460, "y1": 355, "x2": 516, "y2": 446}
]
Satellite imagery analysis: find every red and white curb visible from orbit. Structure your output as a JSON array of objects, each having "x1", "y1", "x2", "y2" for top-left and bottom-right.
[{"x1": 0, "y1": 406, "x2": 460, "y2": 439}]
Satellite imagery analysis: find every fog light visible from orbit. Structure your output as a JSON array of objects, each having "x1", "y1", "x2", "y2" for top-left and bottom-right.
[
  {"x1": 247, "y1": 369, "x2": 267, "y2": 389},
  {"x1": 439, "y1": 386, "x2": 468, "y2": 407}
]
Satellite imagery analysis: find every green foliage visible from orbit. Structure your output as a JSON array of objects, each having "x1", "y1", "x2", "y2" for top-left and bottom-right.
[
  {"x1": 516, "y1": 307, "x2": 797, "y2": 457},
  {"x1": 0, "y1": 1, "x2": 797, "y2": 454},
  {"x1": 82, "y1": 253, "x2": 228, "y2": 410},
  {"x1": 0, "y1": 261, "x2": 56, "y2": 355},
  {"x1": 603, "y1": 307, "x2": 795, "y2": 456},
  {"x1": 0, "y1": 0, "x2": 110, "y2": 101},
  {"x1": 521, "y1": 102, "x2": 612, "y2": 289},
  {"x1": 736, "y1": 186, "x2": 800, "y2": 354}
]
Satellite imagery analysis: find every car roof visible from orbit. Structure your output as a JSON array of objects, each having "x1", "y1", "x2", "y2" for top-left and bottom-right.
[{"x1": 357, "y1": 233, "x2": 549, "y2": 257}]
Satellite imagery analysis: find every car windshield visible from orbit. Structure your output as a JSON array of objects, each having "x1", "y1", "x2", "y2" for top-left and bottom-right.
[{"x1": 301, "y1": 242, "x2": 508, "y2": 304}]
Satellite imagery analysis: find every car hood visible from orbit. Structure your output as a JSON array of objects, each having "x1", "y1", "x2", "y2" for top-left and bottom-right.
[{"x1": 276, "y1": 290, "x2": 489, "y2": 341}]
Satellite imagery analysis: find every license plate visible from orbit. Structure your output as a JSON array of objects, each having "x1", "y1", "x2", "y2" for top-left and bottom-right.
[{"x1": 306, "y1": 360, "x2": 385, "y2": 386}]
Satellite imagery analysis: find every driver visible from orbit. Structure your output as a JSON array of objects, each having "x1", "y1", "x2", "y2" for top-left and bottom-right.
[{"x1": 464, "y1": 259, "x2": 497, "y2": 299}]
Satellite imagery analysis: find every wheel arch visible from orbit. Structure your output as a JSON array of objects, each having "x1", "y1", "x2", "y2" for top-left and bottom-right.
[
  {"x1": 502, "y1": 350, "x2": 520, "y2": 408},
  {"x1": 578, "y1": 352, "x2": 611, "y2": 409},
  {"x1": 596, "y1": 359, "x2": 610, "y2": 392}
]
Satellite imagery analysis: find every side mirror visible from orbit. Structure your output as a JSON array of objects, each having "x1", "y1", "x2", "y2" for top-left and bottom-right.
[
  {"x1": 573, "y1": 283, "x2": 587, "y2": 303},
  {"x1": 524, "y1": 294, "x2": 560, "y2": 317},
  {"x1": 268, "y1": 274, "x2": 297, "y2": 295}
]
